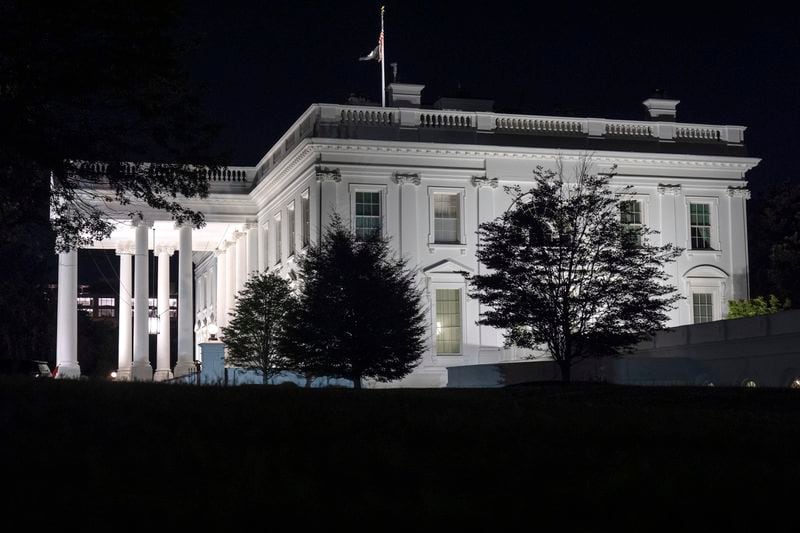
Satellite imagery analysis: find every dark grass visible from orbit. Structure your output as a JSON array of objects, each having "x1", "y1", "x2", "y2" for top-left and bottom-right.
[{"x1": 2, "y1": 378, "x2": 798, "y2": 526}]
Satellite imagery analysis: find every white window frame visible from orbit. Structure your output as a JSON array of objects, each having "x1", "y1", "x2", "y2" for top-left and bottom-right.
[
  {"x1": 684, "y1": 196, "x2": 721, "y2": 253},
  {"x1": 349, "y1": 184, "x2": 388, "y2": 240},
  {"x1": 686, "y1": 281, "x2": 725, "y2": 322},
  {"x1": 427, "y1": 186, "x2": 467, "y2": 251},
  {"x1": 432, "y1": 285, "x2": 465, "y2": 356},
  {"x1": 619, "y1": 195, "x2": 649, "y2": 244}
]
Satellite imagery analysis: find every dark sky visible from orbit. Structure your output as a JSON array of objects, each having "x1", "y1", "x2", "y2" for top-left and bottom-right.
[{"x1": 181, "y1": 2, "x2": 799, "y2": 193}]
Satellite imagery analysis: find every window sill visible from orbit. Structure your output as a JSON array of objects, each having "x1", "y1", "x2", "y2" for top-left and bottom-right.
[
  {"x1": 428, "y1": 243, "x2": 468, "y2": 255},
  {"x1": 686, "y1": 249, "x2": 722, "y2": 258}
]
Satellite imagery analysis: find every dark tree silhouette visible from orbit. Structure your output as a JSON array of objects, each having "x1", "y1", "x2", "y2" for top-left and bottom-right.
[
  {"x1": 222, "y1": 273, "x2": 297, "y2": 384},
  {"x1": 467, "y1": 158, "x2": 682, "y2": 382},
  {"x1": 281, "y1": 216, "x2": 426, "y2": 389},
  {"x1": 0, "y1": 1, "x2": 224, "y2": 251}
]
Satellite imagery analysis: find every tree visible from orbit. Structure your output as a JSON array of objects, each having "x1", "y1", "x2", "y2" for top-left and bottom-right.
[
  {"x1": 467, "y1": 158, "x2": 682, "y2": 382},
  {"x1": 727, "y1": 295, "x2": 789, "y2": 319},
  {"x1": 281, "y1": 216, "x2": 426, "y2": 389},
  {"x1": 0, "y1": 1, "x2": 224, "y2": 252},
  {"x1": 221, "y1": 273, "x2": 297, "y2": 384},
  {"x1": 747, "y1": 181, "x2": 800, "y2": 307}
]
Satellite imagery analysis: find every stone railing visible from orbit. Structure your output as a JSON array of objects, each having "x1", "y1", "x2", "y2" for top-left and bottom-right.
[
  {"x1": 495, "y1": 117, "x2": 583, "y2": 134},
  {"x1": 68, "y1": 161, "x2": 255, "y2": 192},
  {"x1": 313, "y1": 103, "x2": 746, "y2": 145}
]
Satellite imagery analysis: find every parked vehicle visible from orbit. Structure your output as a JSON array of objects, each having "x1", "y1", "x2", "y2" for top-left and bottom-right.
[{"x1": 0, "y1": 359, "x2": 53, "y2": 378}]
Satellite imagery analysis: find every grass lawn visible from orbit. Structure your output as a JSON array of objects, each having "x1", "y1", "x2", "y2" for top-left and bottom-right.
[{"x1": 1, "y1": 378, "x2": 798, "y2": 525}]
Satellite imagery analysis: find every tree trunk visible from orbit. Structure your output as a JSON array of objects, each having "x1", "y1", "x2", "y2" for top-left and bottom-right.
[
  {"x1": 352, "y1": 373, "x2": 362, "y2": 390},
  {"x1": 557, "y1": 360, "x2": 572, "y2": 384}
]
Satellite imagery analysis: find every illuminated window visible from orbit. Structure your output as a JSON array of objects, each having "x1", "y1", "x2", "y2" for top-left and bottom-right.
[
  {"x1": 434, "y1": 192, "x2": 461, "y2": 244},
  {"x1": 76, "y1": 297, "x2": 92, "y2": 307},
  {"x1": 287, "y1": 201, "x2": 296, "y2": 257},
  {"x1": 620, "y1": 199, "x2": 643, "y2": 245},
  {"x1": 692, "y1": 293, "x2": 713, "y2": 324},
  {"x1": 355, "y1": 191, "x2": 381, "y2": 241},
  {"x1": 301, "y1": 189, "x2": 310, "y2": 248},
  {"x1": 435, "y1": 289, "x2": 462, "y2": 355},
  {"x1": 274, "y1": 213, "x2": 282, "y2": 265},
  {"x1": 689, "y1": 203, "x2": 712, "y2": 250},
  {"x1": 97, "y1": 297, "x2": 115, "y2": 307}
]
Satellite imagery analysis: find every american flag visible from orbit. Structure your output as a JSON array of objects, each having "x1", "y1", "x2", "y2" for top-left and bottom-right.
[{"x1": 378, "y1": 29, "x2": 384, "y2": 63}]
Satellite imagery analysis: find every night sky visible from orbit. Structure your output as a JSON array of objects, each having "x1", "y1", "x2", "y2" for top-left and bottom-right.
[{"x1": 180, "y1": 2, "x2": 799, "y2": 192}]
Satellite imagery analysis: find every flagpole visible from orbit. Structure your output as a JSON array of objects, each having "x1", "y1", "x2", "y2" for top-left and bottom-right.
[{"x1": 380, "y1": 6, "x2": 386, "y2": 108}]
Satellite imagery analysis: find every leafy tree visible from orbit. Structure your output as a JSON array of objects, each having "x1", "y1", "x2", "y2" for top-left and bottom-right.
[
  {"x1": 748, "y1": 181, "x2": 800, "y2": 307},
  {"x1": 0, "y1": 1, "x2": 224, "y2": 252},
  {"x1": 221, "y1": 273, "x2": 297, "y2": 384},
  {"x1": 281, "y1": 216, "x2": 426, "y2": 389},
  {"x1": 727, "y1": 295, "x2": 789, "y2": 319},
  {"x1": 467, "y1": 159, "x2": 682, "y2": 382}
]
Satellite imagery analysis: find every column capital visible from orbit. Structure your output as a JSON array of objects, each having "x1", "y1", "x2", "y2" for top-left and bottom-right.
[
  {"x1": 315, "y1": 165, "x2": 341, "y2": 183},
  {"x1": 657, "y1": 183, "x2": 682, "y2": 196},
  {"x1": 155, "y1": 244, "x2": 176, "y2": 256},
  {"x1": 471, "y1": 176, "x2": 498, "y2": 189},
  {"x1": 115, "y1": 241, "x2": 135, "y2": 255},
  {"x1": 391, "y1": 172, "x2": 421, "y2": 186},
  {"x1": 726, "y1": 186, "x2": 751, "y2": 199},
  {"x1": 232, "y1": 230, "x2": 247, "y2": 240},
  {"x1": 243, "y1": 221, "x2": 259, "y2": 231},
  {"x1": 131, "y1": 217, "x2": 154, "y2": 228}
]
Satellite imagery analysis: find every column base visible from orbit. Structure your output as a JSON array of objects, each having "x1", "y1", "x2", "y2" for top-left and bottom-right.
[
  {"x1": 129, "y1": 363, "x2": 153, "y2": 381},
  {"x1": 153, "y1": 369, "x2": 174, "y2": 382},
  {"x1": 173, "y1": 360, "x2": 197, "y2": 378},
  {"x1": 115, "y1": 367, "x2": 132, "y2": 381},
  {"x1": 55, "y1": 363, "x2": 81, "y2": 379}
]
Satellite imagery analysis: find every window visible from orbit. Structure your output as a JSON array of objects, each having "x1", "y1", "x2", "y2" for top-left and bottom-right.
[
  {"x1": 435, "y1": 289, "x2": 462, "y2": 354},
  {"x1": 692, "y1": 293, "x2": 713, "y2": 324},
  {"x1": 620, "y1": 199, "x2": 643, "y2": 245},
  {"x1": 97, "y1": 297, "x2": 115, "y2": 307},
  {"x1": 76, "y1": 297, "x2": 92, "y2": 308},
  {"x1": 98, "y1": 308, "x2": 115, "y2": 318},
  {"x1": 355, "y1": 191, "x2": 381, "y2": 240},
  {"x1": 264, "y1": 224, "x2": 269, "y2": 266},
  {"x1": 287, "y1": 201, "x2": 296, "y2": 257},
  {"x1": 274, "y1": 213, "x2": 282, "y2": 264},
  {"x1": 689, "y1": 203, "x2": 712, "y2": 250},
  {"x1": 434, "y1": 192, "x2": 461, "y2": 244},
  {"x1": 301, "y1": 189, "x2": 310, "y2": 248}
]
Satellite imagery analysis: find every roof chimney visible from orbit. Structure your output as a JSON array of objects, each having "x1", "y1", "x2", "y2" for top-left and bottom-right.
[
  {"x1": 642, "y1": 92, "x2": 680, "y2": 121},
  {"x1": 387, "y1": 83, "x2": 425, "y2": 108}
]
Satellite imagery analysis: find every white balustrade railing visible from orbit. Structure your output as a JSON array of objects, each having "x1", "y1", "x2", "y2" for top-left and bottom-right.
[{"x1": 495, "y1": 117, "x2": 583, "y2": 134}]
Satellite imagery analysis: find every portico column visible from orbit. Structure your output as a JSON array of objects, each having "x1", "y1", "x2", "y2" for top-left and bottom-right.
[
  {"x1": 226, "y1": 238, "x2": 236, "y2": 312},
  {"x1": 246, "y1": 223, "x2": 259, "y2": 277},
  {"x1": 215, "y1": 246, "x2": 227, "y2": 328},
  {"x1": 116, "y1": 242, "x2": 134, "y2": 380},
  {"x1": 235, "y1": 230, "x2": 247, "y2": 292},
  {"x1": 131, "y1": 220, "x2": 154, "y2": 381},
  {"x1": 154, "y1": 244, "x2": 175, "y2": 381},
  {"x1": 392, "y1": 172, "x2": 420, "y2": 260},
  {"x1": 55, "y1": 248, "x2": 80, "y2": 378},
  {"x1": 174, "y1": 223, "x2": 195, "y2": 377}
]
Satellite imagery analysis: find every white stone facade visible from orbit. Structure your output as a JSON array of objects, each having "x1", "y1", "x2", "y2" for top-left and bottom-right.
[{"x1": 58, "y1": 87, "x2": 760, "y2": 386}]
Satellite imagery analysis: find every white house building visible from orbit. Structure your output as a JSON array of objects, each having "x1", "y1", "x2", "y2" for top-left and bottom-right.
[{"x1": 53, "y1": 83, "x2": 760, "y2": 386}]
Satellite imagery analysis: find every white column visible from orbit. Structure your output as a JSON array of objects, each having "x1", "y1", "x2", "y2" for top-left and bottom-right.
[
  {"x1": 246, "y1": 223, "x2": 259, "y2": 277},
  {"x1": 474, "y1": 178, "x2": 499, "y2": 358},
  {"x1": 316, "y1": 167, "x2": 341, "y2": 240},
  {"x1": 236, "y1": 230, "x2": 247, "y2": 291},
  {"x1": 257, "y1": 222, "x2": 267, "y2": 272},
  {"x1": 55, "y1": 248, "x2": 80, "y2": 378},
  {"x1": 174, "y1": 224, "x2": 195, "y2": 377},
  {"x1": 727, "y1": 187, "x2": 751, "y2": 300},
  {"x1": 131, "y1": 220, "x2": 153, "y2": 381},
  {"x1": 215, "y1": 247, "x2": 227, "y2": 328},
  {"x1": 116, "y1": 243, "x2": 134, "y2": 380},
  {"x1": 154, "y1": 245, "x2": 175, "y2": 381},
  {"x1": 226, "y1": 238, "x2": 236, "y2": 313}
]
